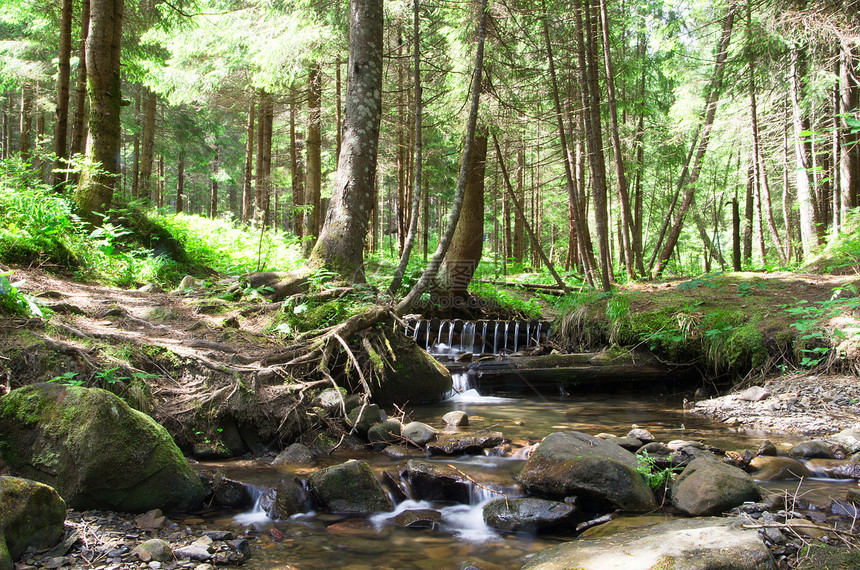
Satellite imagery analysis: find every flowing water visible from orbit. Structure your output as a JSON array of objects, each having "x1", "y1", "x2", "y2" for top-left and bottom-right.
[{"x1": 191, "y1": 372, "x2": 854, "y2": 569}]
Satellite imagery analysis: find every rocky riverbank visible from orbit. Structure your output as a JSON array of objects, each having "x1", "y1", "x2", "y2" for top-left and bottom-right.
[{"x1": 691, "y1": 373, "x2": 860, "y2": 436}]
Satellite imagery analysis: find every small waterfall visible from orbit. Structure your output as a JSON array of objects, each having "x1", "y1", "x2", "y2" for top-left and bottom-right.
[
  {"x1": 461, "y1": 322, "x2": 475, "y2": 353},
  {"x1": 513, "y1": 322, "x2": 520, "y2": 353},
  {"x1": 492, "y1": 322, "x2": 499, "y2": 354},
  {"x1": 412, "y1": 320, "x2": 421, "y2": 341},
  {"x1": 234, "y1": 486, "x2": 269, "y2": 526},
  {"x1": 536, "y1": 322, "x2": 542, "y2": 346},
  {"x1": 503, "y1": 322, "x2": 509, "y2": 354},
  {"x1": 447, "y1": 321, "x2": 455, "y2": 347},
  {"x1": 437, "y1": 321, "x2": 444, "y2": 347},
  {"x1": 480, "y1": 322, "x2": 487, "y2": 355},
  {"x1": 451, "y1": 372, "x2": 471, "y2": 393},
  {"x1": 525, "y1": 322, "x2": 531, "y2": 348}
]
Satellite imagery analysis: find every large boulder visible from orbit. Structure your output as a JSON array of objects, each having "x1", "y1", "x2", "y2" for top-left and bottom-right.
[
  {"x1": 0, "y1": 476, "x2": 66, "y2": 568},
  {"x1": 523, "y1": 516, "x2": 775, "y2": 569},
  {"x1": 483, "y1": 498, "x2": 579, "y2": 533},
  {"x1": 0, "y1": 383, "x2": 204, "y2": 512},
  {"x1": 308, "y1": 460, "x2": 393, "y2": 514},
  {"x1": 371, "y1": 332, "x2": 452, "y2": 405},
  {"x1": 259, "y1": 478, "x2": 310, "y2": 519},
  {"x1": 672, "y1": 457, "x2": 761, "y2": 516},
  {"x1": 519, "y1": 432, "x2": 656, "y2": 512}
]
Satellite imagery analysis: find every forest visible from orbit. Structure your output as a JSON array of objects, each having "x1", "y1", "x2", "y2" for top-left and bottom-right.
[{"x1": 0, "y1": 0, "x2": 856, "y2": 294}]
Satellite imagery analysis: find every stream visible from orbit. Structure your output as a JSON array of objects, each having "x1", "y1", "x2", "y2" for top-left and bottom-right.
[{"x1": 187, "y1": 372, "x2": 855, "y2": 569}]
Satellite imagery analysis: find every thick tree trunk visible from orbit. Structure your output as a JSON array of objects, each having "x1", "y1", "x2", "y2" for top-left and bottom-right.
[
  {"x1": 307, "y1": 0, "x2": 384, "y2": 281},
  {"x1": 75, "y1": 0, "x2": 123, "y2": 226},
  {"x1": 242, "y1": 98, "x2": 255, "y2": 224},
  {"x1": 434, "y1": 130, "x2": 487, "y2": 300},
  {"x1": 255, "y1": 91, "x2": 273, "y2": 227},
  {"x1": 651, "y1": 1, "x2": 735, "y2": 278},
  {"x1": 840, "y1": 46, "x2": 859, "y2": 221},
  {"x1": 130, "y1": 91, "x2": 140, "y2": 198},
  {"x1": 53, "y1": 0, "x2": 73, "y2": 189},
  {"x1": 18, "y1": 87, "x2": 32, "y2": 161},
  {"x1": 303, "y1": 65, "x2": 322, "y2": 254},
  {"x1": 396, "y1": 0, "x2": 487, "y2": 313},
  {"x1": 732, "y1": 197, "x2": 741, "y2": 270},
  {"x1": 69, "y1": 0, "x2": 89, "y2": 163}
]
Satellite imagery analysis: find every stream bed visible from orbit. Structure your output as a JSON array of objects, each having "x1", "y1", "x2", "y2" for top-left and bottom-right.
[{"x1": 187, "y1": 385, "x2": 853, "y2": 570}]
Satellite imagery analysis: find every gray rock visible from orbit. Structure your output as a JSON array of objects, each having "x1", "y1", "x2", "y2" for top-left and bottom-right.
[
  {"x1": 401, "y1": 460, "x2": 471, "y2": 503},
  {"x1": 757, "y1": 440, "x2": 778, "y2": 456},
  {"x1": 738, "y1": 386, "x2": 771, "y2": 402},
  {"x1": 788, "y1": 440, "x2": 835, "y2": 460},
  {"x1": 0, "y1": 477, "x2": 66, "y2": 564},
  {"x1": 273, "y1": 443, "x2": 314, "y2": 466},
  {"x1": 211, "y1": 475, "x2": 251, "y2": 508},
  {"x1": 346, "y1": 404, "x2": 384, "y2": 436},
  {"x1": 0, "y1": 384, "x2": 204, "y2": 513},
  {"x1": 672, "y1": 457, "x2": 761, "y2": 516},
  {"x1": 442, "y1": 410, "x2": 468, "y2": 427},
  {"x1": 626, "y1": 428, "x2": 655, "y2": 443},
  {"x1": 259, "y1": 478, "x2": 309, "y2": 519},
  {"x1": 317, "y1": 388, "x2": 345, "y2": 411},
  {"x1": 519, "y1": 431, "x2": 657, "y2": 512},
  {"x1": 426, "y1": 430, "x2": 506, "y2": 456},
  {"x1": 369, "y1": 333, "x2": 452, "y2": 405},
  {"x1": 829, "y1": 428, "x2": 860, "y2": 453},
  {"x1": 522, "y1": 517, "x2": 775, "y2": 570},
  {"x1": 804, "y1": 459, "x2": 860, "y2": 479},
  {"x1": 392, "y1": 509, "x2": 441, "y2": 529},
  {"x1": 174, "y1": 545, "x2": 212, "y2": 561},
  {"x1": 401, "y1": 422, "x2": 438, "y2": 446},
  {"x1": 132, "y1": 539, "x2": 172, "y2": 563},
  {"x1": 610, "y1": 436, "x2": 643, "y2": 452},
  {"x1": 666, "y1": 439, "x2": 706, "y2": 451},
  {"x1": 308, "y1": 460, "x2": 393, "y2": 514},
  {"x1": 483, "y1": 498, "x2": 578, "y2": 532},
  {"x1": 367, "y1": 419, "x2": 403, "y2": 449}
]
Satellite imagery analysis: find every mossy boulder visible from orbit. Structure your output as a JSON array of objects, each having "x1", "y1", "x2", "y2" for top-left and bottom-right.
[
  {"x1": 0, "y1": 383, "x2": 204, "y2": 512},
  {"x1": 483, "y1": 497, "x2": 579, "y2": 533},
  {"x1": 518, "y1": 431, "x2": 657, "y2": 512},
  {"x1": 371, "y1": 332, "x2": 452, "y2": 405},
  {"x1": 0, "y1": 476, "x2": 66, "y2": 567},
  {"x1": 307, "y1": 459, "x2": 393, "y2": 514},
  {"x1": 671, "y1": 457, "x2": 761, "y2": 516}
]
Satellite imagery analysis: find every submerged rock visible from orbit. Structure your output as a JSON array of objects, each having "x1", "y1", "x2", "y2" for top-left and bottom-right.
[
  {"x1": 523, "y1": 517, "x2": 775, "y2": 569},
  {"x1": 518, "y1": 431, "x2": 657, "y2": 512},
  {"x1": 0, "y1": 476, "x2": 66, "y2": 566},
  {"x1": 308, "y1": 460, "x2": 393, "y2": 514},
  {"x1": 0, "y1": 383, "x2": 204, "y2": 512},
  {"x1": 671, "y1": 457, "x2": 761, "y2": 516},
  {"x1": 748, "y1": 456, "x2": 811, "y2": 481},
  {"x1": 426, "y1": 430, "x2": 506, "y2": 455},
  {"x1": 804, "y1": 458, "x2": 860, "y2": 479},
  {"x1": 392, "y1": 509, "x2": 441, "y2": 529},
  {"x1": 482, "y1": 498, "x2": 579, "y2": 533}
]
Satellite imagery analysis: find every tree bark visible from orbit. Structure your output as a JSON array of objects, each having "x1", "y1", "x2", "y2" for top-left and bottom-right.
[
  {"x1": 307, "y1": 0, "x2": 384, "y2": 281},
  {"x1": 75, "y1": 0, "x2": 123, "y2": 226},
  {"x1": 396, "y1": 0, "x2": 487, "y2": 313},
  {"x1": 790, "y1": 44, "x2": 820, "y2": 258},
  {"x1": 242, "y1": 97, "x2": 255, "y2": 224},
  {"x1": 139, "y1": 89, "x2": 156, "y2": 202},
  {"x1": 53, "y1": 0, "x2": 74, "y2": 189},
  {"x1": 176, "y1": 152, "x2": 184, "y2": 213},
  {"x1": 651, "y1": 1, "x2": 735, "y2": 278},
  {"x1": 840, "y1": 46, "x2": 859, "y2": 221},
  {"x1": 289, "y1": 87, "x2": 304, "y2": 234},
  {"x1": 303, "y1": 64, "x2": 322, "y2": 253},
  {"x1": 210, "y1": 148, "x2": 218, "y2": 219},
  {"x1": 69, "y1": 0, "x2": 89, "y2": 164},
  {"x1": 388, "y1": 0, "x2": 424, "y2": 295},
  {"x1": 18, "y1": 87, "x2": 32, "y2": 161}
]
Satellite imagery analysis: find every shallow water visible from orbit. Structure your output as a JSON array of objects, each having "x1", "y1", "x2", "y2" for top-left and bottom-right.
[{"x1": 193, "y1": 388, "x2": 852, "y2": 570}]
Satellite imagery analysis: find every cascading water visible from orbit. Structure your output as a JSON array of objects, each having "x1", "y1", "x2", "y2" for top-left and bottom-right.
[
  {"x1": 480, "y1": 322, "x2": 487, "y2": 355},
  {"x1": 525, "y1": 322, "x2": 531, "y2": 349},
  {"x1": 492, "y1": 322, "x2": 499, "y2": 354},
  {"x1": 503, "y1": 322, "x2": 509, "y2": 353},
  {"x1": 513, "y1": 322, "x2": 520, "y2": 353}
]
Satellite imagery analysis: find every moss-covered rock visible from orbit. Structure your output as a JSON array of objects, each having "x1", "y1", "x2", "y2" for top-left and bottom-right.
[
  {"x1": 371, "y1": 331, "x2": 452, "y2": 406},
  {"x1": 671, "y1": 456, "x2": 761, "y2": 516},
  {"x1": 307, "y1": 459, "x2": 393, "y2": 514},
  {"x1": 0, "y1": 476, "x2": 66, "y2": 565},
  {"x1": 0, "y1": 383, "x2": 204, "y2": 513}
]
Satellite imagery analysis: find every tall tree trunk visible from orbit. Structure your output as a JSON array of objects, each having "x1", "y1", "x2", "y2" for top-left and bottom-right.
[
  {"x1": 255, "y1": 91, "x2": 273, "y2": 227},
  {"x1": 242, "y1": 97, "x2": 255, "y2": 224},
  {"x1": 308, "y1": 0, "x2": 384, "y2": 281},
  {"x1": 732, "y1": 197, "x2": 742, "y2": 270},
  {"x1": 69, "y1": 0, "x2": 89, "y2": 164},
  {"x1": 514, "y1": 142, "x2": 525, "y2": 263},
  {"x1": 176, "y1": 153, "x2": 184, "y2": 213},
  {"x1": 631, "y1": 30, "x2": 647, "y2": 277},
  {"x1": 139, "y1": 89, "x2": 156, "y2": 202},
  {"x1": 157, "y1": 154, "x2": 164, "y2": 208},
  {"x1": 53, "y1": 0, "x2": 74, "y2": 189},
  {"x1": 130, "y1": 90, "x2": 140, "y2": 198},
  {"x1": 790, "y1": 44, "x2": 820, "y2": 258},
  {"x1": 75, "y1": 0, "x2": 123, "y2": 226},
  {"x1": 578, "y1": 0, "x2": 612, "y2": 290},
  {"x1": 303, "y1": 65, "x2": 322, "y2": 253},
  {"x1": 18, "y1": 87, "x2": 32, "y2": 161},
  {"x1": 599, "y1": 0, "x2": 636, "y2": 280},
  {"x1": 289, "y1": 87, "x2": 304, "y2": 234},
  {"x1": 549, "y1": 1, "x2": 597, "y2": 284},
  {"x1": 840, "y1": 45, "x2": 859, "y2": 220},
  {"x1": 388, "y1": 0, "x2": 424, "y2": 294},
  {"x1": 210, "y1": 148, "x2": 218, "y2": 219},
  {"x1": 652, "y1": 1, "x2": 735, "y2": 278},
  {"x1": 434, "y1": 129, "x2": 487, "y2": 300},
  {"x1": 396, "y1": 0, "x2": 487, "y2": 312}
]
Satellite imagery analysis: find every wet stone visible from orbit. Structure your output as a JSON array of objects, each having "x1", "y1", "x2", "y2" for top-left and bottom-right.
[
  {"x1": 392, "y1": 509, "x2": 442, "y2": 529},
  {"x1": 426, "y1": 430, "x2": 506, "y2": 455},
  {"x1": 442, "y1": 411, "x2": 468, "y2": 427}
]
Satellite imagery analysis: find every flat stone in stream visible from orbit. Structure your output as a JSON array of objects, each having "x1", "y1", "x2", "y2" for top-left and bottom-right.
[
  {"x1": 442, "y1": 410, "x2": 468, "y2": 427},
  {"x1": 392, "y1": 509, "x2": 442, "y2": 529},
  {"x1": 522, "y1": 517, "x2": 775, "y2": 570},
  {"x1": 483, "y1": 498, "x2": 579, "y2": 532},
  {"x1": 748, "y1": 456, "x2": 811, "y2": 480},
  {"x1": 519, "y1": 431, "x2": 657, "y2": 512},
  {"x1": 425, "y1": 430, "x2": 506, "y2": 455},
  {"x1": 788, "y1": 439, "x2": 835, "y2": 459}
]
